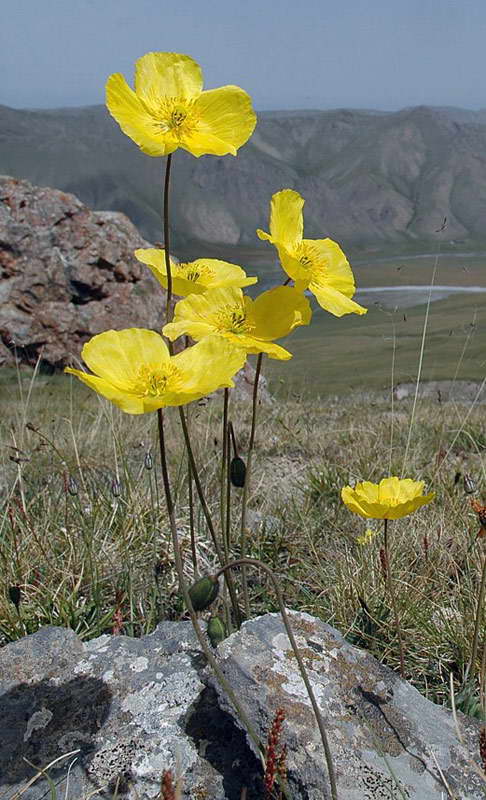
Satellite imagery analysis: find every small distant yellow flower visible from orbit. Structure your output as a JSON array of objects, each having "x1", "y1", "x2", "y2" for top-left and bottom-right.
[
  {"x1": 162, "y1": 285, "x2": 312, "y2": 360},
  {"x1": 356, "y1": 528, "x2": 377, "y2": 545},
  {"x1": 106, "y1": 52, "x2": 256, "y2": 157},
  {"x1": 65, "y1": 329, "x2": 246, "y2": 414},
  {"x1": 257, "y1": 189, "x2": 367, "y2": 318},
  {"x1": 341, "y1": 477, "x2": 435, "y2": 520},
  {"x1": 135, "y1": 249, "x2": 257, "y2": 296}
]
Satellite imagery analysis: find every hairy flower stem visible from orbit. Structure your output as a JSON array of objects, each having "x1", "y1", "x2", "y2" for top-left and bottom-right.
[
  {"x1": 188, "y1": 456, "x2": 198, "y2": 578},
  {"x1": 163, "y1": 154, "x2": 173, "y2": 324},
  {"x1": 178, "y1": 405, "x2": 242, "y2": 625},
  {"x1": 469, "y1": 547, "x2": 486, "y2": 678},
  {"x1": 225, "y1": 422, "x2": 232, "y2": 552},
  {"x1": 220, "y1": 389, "x2": 229, "y2": 547},
  {"x1": 240, "y1": 353, "x2": 263, "y2": 618},
  {"x1": 383, "y1": 519, "x2": 405, "y2": 678},
  {"x1": 215, "y1": 557, "x2": 339, "y2": 800},
  {"x1": 156, "y1": 409, "x2": 265, "y2": 774}
]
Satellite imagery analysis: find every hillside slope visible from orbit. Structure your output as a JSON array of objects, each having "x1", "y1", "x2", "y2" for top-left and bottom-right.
[{"x1": 2, "y1": 104, "x2": 486, "y2": 254}]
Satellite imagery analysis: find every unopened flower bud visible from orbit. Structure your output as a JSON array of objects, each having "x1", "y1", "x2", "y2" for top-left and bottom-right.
[
  {"x1": 207, "y1": 615, "x2": 226, "y2": 647},
  {"x1": 463, "y1": 474, "x2": 476, "y2": 495},
  {"x1": 188, "y1": 575, "x2": 219, "y2": 611},
  {"x1": 144, "y1": 452, "x2": 153, "y2": 471},
  {"x1": 8, "y1": 585, "x2": 21, "y2": 609},
  {"x1": 230, "y1": 456, "x2": 246, "y2": 488}
]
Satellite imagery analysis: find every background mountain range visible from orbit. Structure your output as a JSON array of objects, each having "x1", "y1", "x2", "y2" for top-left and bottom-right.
[{"x1": 2, "y1": 103, "x2": 486, "y2": 260}]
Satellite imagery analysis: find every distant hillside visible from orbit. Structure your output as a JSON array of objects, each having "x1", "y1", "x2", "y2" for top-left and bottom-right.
[{"x1": 2, "y1": 103, "x2": 486, "y2": 256}]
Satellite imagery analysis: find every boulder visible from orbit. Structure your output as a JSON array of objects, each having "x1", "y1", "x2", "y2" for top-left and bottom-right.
[
  {"x1": 1, "y1": 613, "x2": 484, "y2": 799},
  {"x1": 0, "y1": 175, "x2": 165, "y2": 369},
  {"x1": 210, "y1": 611, "x2": 485, "y2": 799},
  {"x1": 0, "y1": 623, "x2": 261, "y2": 800}
]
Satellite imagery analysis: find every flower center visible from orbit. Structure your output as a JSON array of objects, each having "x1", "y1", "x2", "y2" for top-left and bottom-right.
[
  {"x1": 297, "y1": 243, "x2": 328, "y2": 282},
  {"x1": 176, "y1": 262, "x2": 214, "y2": 284},
  {"x1": 154, "y1": 97, "x2": 199, "y2": 139},
  {"x1": 213, "y1": 303, "x2": 255, "y2": 335},
  {"x1": 133, "y1": 363, "x2": 183, "y2": 397}
]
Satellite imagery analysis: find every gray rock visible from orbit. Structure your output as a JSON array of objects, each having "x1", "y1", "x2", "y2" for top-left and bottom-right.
[
  {"x1": 209, "y1": 611, "x2": 485, "y2": 800},
  {"x1": 1, "y1": 613, "x2": 484, "y2": 800},
  {"x1": 0, "y1": 623, "x2": 261, "y2": 800}
]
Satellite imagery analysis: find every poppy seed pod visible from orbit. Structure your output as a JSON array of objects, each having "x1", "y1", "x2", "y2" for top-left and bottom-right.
[
  {"x1": 188, "y1": 575, "x2": 219, "y2": 611},
  {"x1": 207, "y1": 615, "x2": 226, "y2": 647},
  {"x1": 230, "y1": 456, "x2": 247, "y2": 488}
]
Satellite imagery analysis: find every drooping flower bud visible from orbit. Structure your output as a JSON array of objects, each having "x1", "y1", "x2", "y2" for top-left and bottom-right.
[
  {"x1": 188, "y1": 575, "x2": 219, "y2": 611},
  {"x1": 8, "y1": 585, "x2": 21, "y2": 610},
  {"x1": 230, "y1": 456, "x2": 246, "y2": 488},
  {"x1": 207, "y1": 615, "x2": 226, "y2": 647}
]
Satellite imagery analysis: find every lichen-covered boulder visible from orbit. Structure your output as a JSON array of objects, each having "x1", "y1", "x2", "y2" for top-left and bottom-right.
[
  {"x1": 209, "y1": 611, "x2": 485, "y2": 800},
  {"x1": 0, "y1": 623, "x2": 260, "y2": 799}
]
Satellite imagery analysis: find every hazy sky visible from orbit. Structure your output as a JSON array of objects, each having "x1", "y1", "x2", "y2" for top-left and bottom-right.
[{"x1": 2, "y1": 0, "x2": 485, "y2": 112}]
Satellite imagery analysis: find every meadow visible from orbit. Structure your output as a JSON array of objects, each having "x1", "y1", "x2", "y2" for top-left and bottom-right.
[{"x1": 1, "y1": 342, "x2": 485, "y2": 722}]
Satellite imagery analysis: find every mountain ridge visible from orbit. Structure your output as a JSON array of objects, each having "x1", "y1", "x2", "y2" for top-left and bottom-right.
[{"x1": 2, "y1": 103, "x2": 486, "y2": 257}]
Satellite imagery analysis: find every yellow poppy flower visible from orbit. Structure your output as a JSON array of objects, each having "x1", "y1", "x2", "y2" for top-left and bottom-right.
[
  {"x1": 106, "y1": 52, "x2": 256, "y2": 157},
  {"x1": 341, "y1": 477, "x2": 435, "y2": 520},
  {"x1": 134, "y1": 249, "x2": 257, "y2": 296},
  {"x1": 257, "y1": 189, "x2": 367, "y2": 318},
  {"x1": 65, "y1": 329, "x2": 246, "y2": 414},
  {"x1": 162, "y1": 286, "x2": 312, "y2": 360}
]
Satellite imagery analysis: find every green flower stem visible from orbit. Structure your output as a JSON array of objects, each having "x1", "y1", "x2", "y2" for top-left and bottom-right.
[
  {"x1": 163, "y1": 154, "x2": 173, "y2": 324},
  {"x1": 156, "y1": 409, "x2": 265, "y2": 774},
  {"x1": 383, "y1": 519, "x2": 406, "y2": 678},
  {"x1": 214, "y1": 557, "x2": 339, "y2": 800},
  {"x1": 188, "y1": 456, "x2": 198, "y2": 578},
  {"x1": 225, "y1": 421, "x2": 232, "y2": 552},
  {"x1": 469, "y1": 544, "x2": 486, "y2": 678},
  {"x1": 240, "y1": 353, "x2": 263, "y2": 619},
  {"x1": 220, "y1": 388, "x2": 230, "y2": 549},
  {"x1": 178, "y1": 405, "x2": 242, "y2": 626}
]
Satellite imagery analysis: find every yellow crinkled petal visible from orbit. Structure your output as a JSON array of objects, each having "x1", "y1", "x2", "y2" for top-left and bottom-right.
[
  {"x1": 172, "y1": 336, "x2": 246, "y2": 394},
  {"x1": 218, "y1": 332, "x2": 291, "y2": 360},
  {"x1": 64, "y1": 369, "x2": 146, "y2": 414},
  {"x1": 134, "y1": 52, "x2": 203, "y2": 106},
  {"x1": 251, "y1": 286, "x2": 312, "y2": 340},
  {"x1": 106, "y1": 74, "x2": 178, "y2": 157},
  {"x1": 257, "y1": 189, "x2": 304, "y2": 251},
  {"x1": 81, "y1": 329, "x2": 170, "y2": 388},
  {"x1": 163, "y1": 288, "x2": 234, "y2": 341},
  {"x1": 378, "y1": 476, "x2": 405, "y2": 505},
  {"x1": 193, "y1": 86, "x2": 256, "y2": 154},
  {"x1": 341, "y1": 486, "x2": 377, "y2": 519},
  {"x1": 304, "y1": 238, "x2": 356, "y2": 297},
  {"x1": 163, "y1": 319, "x2": 213, "y2": 341},
  {"x1": 134, "y1": 249, "x2": 190, "y2": 296},
  {"x1": 310, "y1": 283, "x2": 367, "y2": 317},
  {"x1": 197, "y1": 259, "x2": 258, "y2": 290},
  {"x1": 354, "y1": 481, "x2": 380, "y2": 504}
]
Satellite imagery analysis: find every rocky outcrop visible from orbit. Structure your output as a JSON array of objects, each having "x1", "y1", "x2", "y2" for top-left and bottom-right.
[
  {"x1": 1, "y1": 613, "x2": 484, "y2": 799},
  {"x1": 0, "y1": 175, "x2": 164, "y2": 368}
]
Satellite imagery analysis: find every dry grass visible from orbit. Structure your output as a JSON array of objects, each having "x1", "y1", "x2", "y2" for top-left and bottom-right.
[{"x1": 1, "y1": 363, "x2": 485, "y2": 721}]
